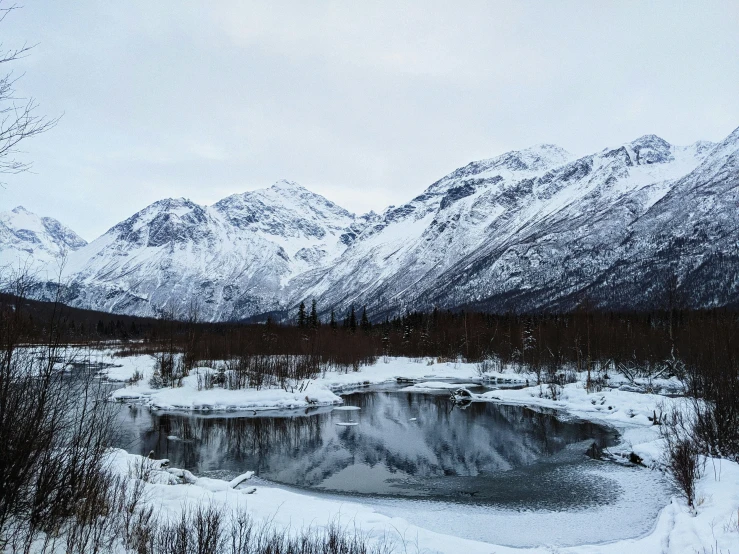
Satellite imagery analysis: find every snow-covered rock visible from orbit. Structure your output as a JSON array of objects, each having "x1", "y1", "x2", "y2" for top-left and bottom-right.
[{"x1": 0, "y1": 206, "x2": 87, "y2": 272}]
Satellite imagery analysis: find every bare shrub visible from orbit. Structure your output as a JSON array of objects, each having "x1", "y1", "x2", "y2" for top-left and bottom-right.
[
  {"x1": 129, "y1": 369, "x2": 144, "y2": 385},
  {"x1": 475, "y1": 356, "x2": 501, "y2": 377},
  {"x1": 136, "y1": 506, "x2": 394, "y2": 554},
  {"x1": 660, "y1": 405, "x2": 703, "y2": 508},
  {"x1": 685, "y1": 356, "x2": 739, "y2": 462},
  {"x1": 0, "y1": 274, "x2": 119, "y2": 550}
]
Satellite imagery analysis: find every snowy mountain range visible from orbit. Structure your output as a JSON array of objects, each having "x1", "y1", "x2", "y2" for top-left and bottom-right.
[{"x1": 3, "y1": 125, "x2": 739, "y2": 321}]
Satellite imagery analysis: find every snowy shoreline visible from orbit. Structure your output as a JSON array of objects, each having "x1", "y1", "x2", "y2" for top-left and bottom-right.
[
  {"x1": 107, "y1": 355, "x2": 532, "y2": 412},
  {"x1": 99, "y1": 352, "x2": 738, "y2": 553}
]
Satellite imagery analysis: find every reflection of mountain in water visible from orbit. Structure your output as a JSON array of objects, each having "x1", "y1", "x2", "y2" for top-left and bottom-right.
[{"x1": 116, "y1": 391, "x2": 617, "y2": 504}]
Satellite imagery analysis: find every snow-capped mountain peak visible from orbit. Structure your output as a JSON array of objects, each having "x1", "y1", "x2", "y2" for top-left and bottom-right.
[
  {"x1": 51, "y1": 181, "x2": 363, "y2": 320},
  {"x1": 0, "y1": 206, "x2": 87, "y2": 270},
  {"x1": 269, "y1": 179, "x2": 306, "y2": 192},
  {"x1": 626, "y1": 134, "x2": 673, "y2": 165},
  {"x1": 428, "y1": 143, "x2": 573, "y2": 195},
  {"x1": 293, "y1": 128, "x2": 732, "y2": 318},
  {"x1": 501, "y1": 143, "x2": 574, "y2": 171},
  {"x1": 214, "y1": 181, "x2": 354, "y2": 240}
]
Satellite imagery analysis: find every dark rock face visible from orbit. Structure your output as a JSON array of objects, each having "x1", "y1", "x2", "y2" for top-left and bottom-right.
[
  {"x1": 630, "y1": 135, "x2": 674, "y2": 165},
  {"x1": 440, "y1": 183, "x2": 476, "y2": 210}
]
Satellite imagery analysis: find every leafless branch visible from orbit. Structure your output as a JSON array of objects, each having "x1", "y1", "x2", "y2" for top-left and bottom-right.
[{"x1": 0, "y1": 2, "x2": 58, "y2": 180}]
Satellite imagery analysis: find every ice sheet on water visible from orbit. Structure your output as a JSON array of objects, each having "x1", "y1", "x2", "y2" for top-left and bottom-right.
[{"x1": 359, "y1": 461, "x2": 671, "y2": 548}]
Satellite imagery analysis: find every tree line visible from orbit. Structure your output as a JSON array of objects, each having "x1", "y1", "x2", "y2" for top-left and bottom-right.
[{"x1": 8, "y1": 292, "x2": 738, "y2": 387}]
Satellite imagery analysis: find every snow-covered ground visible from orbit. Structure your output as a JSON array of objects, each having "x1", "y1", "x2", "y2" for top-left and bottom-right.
[
  {"x1": 107, "y1": 447, "x2": 739, "y2": 554},
  {"x1": 106, "y1": 355, "x2": 522, "y2": 412},
  {"x1": 98, "y1": 352, "x2": 738, "y2": 552}
]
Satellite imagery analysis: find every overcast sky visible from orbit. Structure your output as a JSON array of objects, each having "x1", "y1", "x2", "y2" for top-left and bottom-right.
[{"x1": 1, "y1": 1, "x2": 738, "y2": 240}]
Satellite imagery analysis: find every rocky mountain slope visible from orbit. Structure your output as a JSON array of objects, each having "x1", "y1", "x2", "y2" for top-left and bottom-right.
[
  {"x1": 581, "y1": 127, "x2": 739, "y2": 310},
  {"x1": 3, "y1": 126, "x2": 738, "y2": 320},
  {"x1": 55, "y1": 180, "x2": 364, "y2": 320},
  {"x1": 301, "y1": 134, "x2": 723, "y2": 316},
  {"x1": 0, "y1": 206, "x2": 87, "y2": 273}
]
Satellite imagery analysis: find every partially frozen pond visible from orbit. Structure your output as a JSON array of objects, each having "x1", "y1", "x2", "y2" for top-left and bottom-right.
[{"x1": 113, "y1": 386, "x2": 672, "y2": 546}]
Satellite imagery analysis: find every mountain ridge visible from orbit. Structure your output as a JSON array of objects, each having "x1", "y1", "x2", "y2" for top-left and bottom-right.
[{"x1": 3, "y1": 126, "x2": 738, "y2": 320}]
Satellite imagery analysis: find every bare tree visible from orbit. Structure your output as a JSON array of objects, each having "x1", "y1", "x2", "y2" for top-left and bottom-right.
[
  {"x1": 0, "y1": 269, "x2": 118, "y2": 550},
  {"x1": 0, "y1": 2, "x2": 58, "y2": 180}
]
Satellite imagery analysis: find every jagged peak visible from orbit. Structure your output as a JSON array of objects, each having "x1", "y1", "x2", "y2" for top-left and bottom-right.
[
  {"x1": 627, "y1": 135, "x2": 673, "y2": 165},
  {"x1": 105, "y1": 197, "x2": 201, "y2": 237},
  {"x1": 1, "y1": 205, "x2": 42, "y2": 225},
  {"x1": 680, "y1": 140, "x2": 717, "y2": 158},
  {"x1": 520, "y1": 143, "x2": 572, "y2": 157},
  {"x1": 690, "y1": 139, "x2": 716, "y2": 149},
  {"x1": 265, "y1": 181, "x2": 350, "y2": 212},
  {"x1": 219, "y1": 180, "x2": 327, "y2": 203},
  {"x1": 0, "y1": 206, "x2": 87, "y2": 250},
  {"x1": 427, "y1": 143, "x2": 572, "y2": 195},
  {"x1": 485, "y1": 143, "x2": 572, "y2": 171},
  {"x1": 270, "y1": 179, "x2": 306, "y2": 192},
  {"x1": 629, "y1": 134, "x2": 671, "y2": 149},
  {"x1": 215, "y1": 181, "x2": 354, "y2": 222},
  {"x1": 2, "y1": 205, "x2": 40, "y2": 224},
  {"x1": 149, "y1": 197, "x2": 198, "y2": 211},
  {"x1": 262, "y1": 180, "x2": 329, "y2": 202},
  {"x1": 600, "y1": 134, "x2": 674, "y2": 166}
]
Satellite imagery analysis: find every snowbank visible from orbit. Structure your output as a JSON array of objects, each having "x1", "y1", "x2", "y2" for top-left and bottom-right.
[
  {"x1": 112, "y1": 372, "x2": 342, "y2": 411},
  {"x1": 100, "y1": 353, "x2": 157, "y2": 382},
  {"x1": 105, "y1": 446, "x2": 739, "y2": 554},
  {"x1": 109, "y1": 357, "x2": 511, "y2": 412},
  {"x1": 478, "y1": 382, "x2": 680, "y2": 467}
]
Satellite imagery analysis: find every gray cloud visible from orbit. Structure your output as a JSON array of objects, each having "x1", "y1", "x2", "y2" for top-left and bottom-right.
[{"x1": 1, "y1": 0, "x2": 738, "y2": 240}]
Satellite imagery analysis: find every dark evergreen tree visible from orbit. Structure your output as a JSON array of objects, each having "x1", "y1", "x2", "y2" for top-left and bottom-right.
[
  {"x1": 360, "y1": 306, "x2": 370, "y2": 332},
  {"x1": 381, "y1": 317, "x2": 390, "y2": 355},
  {"x1": 310, "y1": 299, "x2": 319, "y2": 328},
  {"x1": 420, "y1": 321, "x2": 431, "y2": 353},
  {"x1": 349, "y1": 305, "x2": 357, "y2": 332},
  {"x1": 402, "y1": 316, "x2": 412, "y2": 351},
  {"x1": 297, "y1": 301, "x2": 306, "y2": 328},
  {"x1": 329, "y1": 309, "x2": 337, "y2": 329}
]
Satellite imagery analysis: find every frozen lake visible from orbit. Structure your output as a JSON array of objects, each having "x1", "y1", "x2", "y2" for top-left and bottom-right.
[{"x1": 113, "y1": 386, "x2": 672, "y2": 546}]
